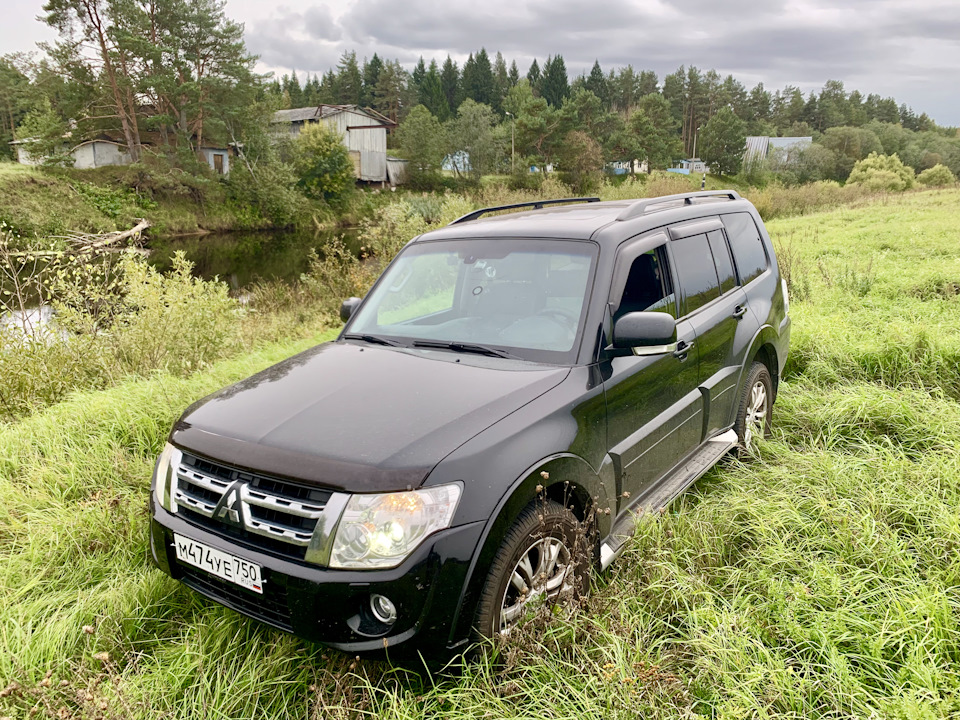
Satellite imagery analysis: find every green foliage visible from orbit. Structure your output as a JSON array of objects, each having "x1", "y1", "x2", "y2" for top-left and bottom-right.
[
  {"x1": 699, "y1": 106, "x2": 747, "y2": 176},
  {"x1": 917, "y1": 163, "x2": 956, "y2": 187},
  {"x1": 72, "y1": 181, "x2": 155, "y2": 219},
  {"x1": 15, "y1": 102, "x2": 72, "y2": 168},
  {"x1": 226, "y1": 159, "x2": 311, "y2": 228},
  {"x1": 447, "y1": 99, "x2": 501, "y2": 179},
  {"x1": 847, "y1": 152, "x2": 915, "y2": 191},
  {"x1": 395, "y1": 105, "x2": 448, "y2": 189},
  {"x1": 290, "y1": 123, "x2": 354, "y2": 205},
  {"x1": 558, "y1": 130, "x2": 603, "y2": 193}
]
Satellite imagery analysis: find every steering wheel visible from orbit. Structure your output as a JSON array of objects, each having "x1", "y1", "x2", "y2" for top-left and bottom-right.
[{"x1": 536, "y1": 307, "x2": 579, "y2": 327}]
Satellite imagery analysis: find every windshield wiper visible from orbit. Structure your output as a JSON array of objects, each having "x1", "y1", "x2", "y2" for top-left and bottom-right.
[
  {"x1": 342, "y1": 333, "x2": 404, "y2": 347},
  {"x1": 412, "y1": 339, "x2": 519, "y2": 359}
]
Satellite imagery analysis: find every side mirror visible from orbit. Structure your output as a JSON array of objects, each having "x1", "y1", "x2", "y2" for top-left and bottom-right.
[
  {"x1": 340, "y1": 297, "x2": 362, "y2": 323},
  {"x1": 612, "y1": 312, "x2": 677, "y2": 355}
]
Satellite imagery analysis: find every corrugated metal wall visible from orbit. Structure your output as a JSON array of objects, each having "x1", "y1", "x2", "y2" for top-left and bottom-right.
[{"x1": 331, "y1": 110, "x2": 387, "y2": 182}]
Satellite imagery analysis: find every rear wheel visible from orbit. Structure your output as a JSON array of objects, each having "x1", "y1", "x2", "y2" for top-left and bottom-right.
[
  {"x1": 474, "y1": 500, "x2": 588, "y2": 638},
  {"x1": 734, "y1": 361, "x2": 773, "y2": 453}
]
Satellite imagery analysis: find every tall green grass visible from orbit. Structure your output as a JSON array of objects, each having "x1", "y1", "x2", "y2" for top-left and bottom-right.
[{"x1": 2, "y1": 190, "x2": 960, "y2": 719}]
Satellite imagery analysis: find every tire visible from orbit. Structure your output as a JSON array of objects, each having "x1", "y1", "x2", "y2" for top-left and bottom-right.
[
  {"x1": 474, "y1": 499, "x2": 589, "y2": 639},
  {"x1": 734, "y1": 361, "x2": 774, "y2": 454}
]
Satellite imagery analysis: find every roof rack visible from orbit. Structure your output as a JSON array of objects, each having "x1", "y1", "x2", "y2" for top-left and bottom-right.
[
  {"x1": 615, "y1": 190, "x2": 741, "y2": 222},
  {"x1": 448, "y1": 197, "x2": 601, "y2": 225}
]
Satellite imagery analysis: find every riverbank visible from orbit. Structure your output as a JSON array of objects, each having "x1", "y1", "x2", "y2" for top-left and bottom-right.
[
  {"x1": 0, "y1": 159, "x2": 902, "y2": 244},
  {"x1": 2, "y1": 190, "x2": 959, "y2": 719}
]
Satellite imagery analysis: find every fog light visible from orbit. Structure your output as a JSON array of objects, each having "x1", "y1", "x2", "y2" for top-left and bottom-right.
[{"x1": 370, "y1": 594, "x2": 397, "y2": 625}]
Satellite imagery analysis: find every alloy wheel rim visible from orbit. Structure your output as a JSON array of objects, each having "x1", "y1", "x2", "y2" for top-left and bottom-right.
[
  {"x1": 743, "y1": 381, "x2": 768, "y2": 449},
  {"x1": 499, "y1": 536, "x2": 573, "y2": 632}
]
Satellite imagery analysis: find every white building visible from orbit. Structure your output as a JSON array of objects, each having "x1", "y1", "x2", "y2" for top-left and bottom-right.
[{"x1": 272, "y1": 105, "x2": 397, "y2": 183}]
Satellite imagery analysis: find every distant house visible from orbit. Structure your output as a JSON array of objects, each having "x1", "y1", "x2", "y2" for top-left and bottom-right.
[
  {"x1": 605, "y1": 159, "x2": 649, "y2": 175},
  {"x1": 667, "y1": 158, "x2": 709, "y2": 175},
  {"x1": 744, "y1": 136, "x2": 813, "y2": 166},
  {"x1": 271, "y1": 105, "x2": 397, "y2": 184},
  {"x1": 11, "y1": 133, "x2": 234, "y2": 174}
]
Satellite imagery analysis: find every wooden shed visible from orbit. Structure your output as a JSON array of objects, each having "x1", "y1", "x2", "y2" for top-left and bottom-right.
[{"x1": 272, "y1": 105, "x2": 397, "y2": 183}]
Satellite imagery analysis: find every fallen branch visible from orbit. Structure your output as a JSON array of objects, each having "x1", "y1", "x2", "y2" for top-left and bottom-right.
[{"x1": 9, "y1": 219, "x2": 150, "y2": 257}]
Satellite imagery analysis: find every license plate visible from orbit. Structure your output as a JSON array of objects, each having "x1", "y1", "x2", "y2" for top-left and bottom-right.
[{"x1": 173, "y1": 533, "x2": 263, "y2": 594}]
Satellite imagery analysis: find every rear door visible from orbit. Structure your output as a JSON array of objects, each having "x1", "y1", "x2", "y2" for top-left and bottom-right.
[
  {"x1": 602, "y1": 235, "x2": 702, "y2": 506},
  {"x1": 667, "y1": 219, "x2": 756, "y2": 437}
]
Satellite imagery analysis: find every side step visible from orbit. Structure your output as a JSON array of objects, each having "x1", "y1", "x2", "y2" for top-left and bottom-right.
[{"x1": 599, "y1": 429, "x2": 738, "y2": 570}]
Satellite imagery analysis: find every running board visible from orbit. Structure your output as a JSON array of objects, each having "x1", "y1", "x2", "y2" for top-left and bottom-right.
[{"x1": 599, "y1": 429, "x2": 738, "y2": 571}]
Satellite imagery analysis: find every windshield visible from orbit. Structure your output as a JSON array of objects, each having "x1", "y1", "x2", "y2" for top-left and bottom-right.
[{"x1": 346, "y1": 238, "x2": 598, "y2": 363}]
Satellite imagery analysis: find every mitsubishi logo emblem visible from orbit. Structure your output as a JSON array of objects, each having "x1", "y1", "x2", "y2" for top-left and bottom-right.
[{"x1": 212, "y1": 481, "x2": 244, "y2": 526}]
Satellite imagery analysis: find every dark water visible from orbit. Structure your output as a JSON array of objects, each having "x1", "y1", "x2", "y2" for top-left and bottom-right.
[{"x1": 145, "y1": 227, "x2": 362, "y2": 291}]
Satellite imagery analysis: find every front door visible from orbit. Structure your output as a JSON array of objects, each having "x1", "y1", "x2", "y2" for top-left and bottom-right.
[{"x1": 602, "y1": 241, "x2": 703, "y2": 510}]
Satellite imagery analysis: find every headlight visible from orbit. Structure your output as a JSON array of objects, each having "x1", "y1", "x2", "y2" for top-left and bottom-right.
[
  {"x1": 153, "y1": 442, "x2": 182, "y2": 512},
  {"x1": 329, "y1": 483, "x2": 462, "y2": 569}
]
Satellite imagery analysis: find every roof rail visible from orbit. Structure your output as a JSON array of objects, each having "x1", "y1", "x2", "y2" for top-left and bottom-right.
[
  {"x1": 615, "y1": 190, "x2": 742, "y2": 222},
  {"x1": 448, "y1": 197, "x2": 601, "y2": 225}
]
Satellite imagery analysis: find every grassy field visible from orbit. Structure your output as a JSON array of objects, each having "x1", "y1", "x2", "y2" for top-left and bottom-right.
[{"x1": 2, "y1": 189, "x2": 959, "y2": 719}]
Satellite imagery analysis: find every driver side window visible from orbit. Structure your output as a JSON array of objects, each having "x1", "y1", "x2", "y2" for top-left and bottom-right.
[{"x1": 616, "y1": 247, "x2": 675, "y2": 320}]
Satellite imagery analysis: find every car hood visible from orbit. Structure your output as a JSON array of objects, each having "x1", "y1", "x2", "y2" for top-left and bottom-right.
[{"x1": 172, "y1": 341, "x2": 569, "y2": 492}]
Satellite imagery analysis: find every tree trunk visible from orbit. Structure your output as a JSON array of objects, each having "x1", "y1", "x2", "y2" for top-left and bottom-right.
[{"x1": 82, "y1": 0, "x2": 140, "y2": 161}]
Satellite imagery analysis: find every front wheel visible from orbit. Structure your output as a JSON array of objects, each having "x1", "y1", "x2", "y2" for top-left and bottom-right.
[
  {"x1": 474, "y1": 500, "x2": 588, "y2": 639},
  {"x1": 734, "y1": 361, "x2": 773, "y2": 454}
]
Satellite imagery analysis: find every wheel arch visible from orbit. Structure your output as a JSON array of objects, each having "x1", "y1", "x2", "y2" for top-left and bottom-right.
[{"x1": 445, "y1": 452, "x2": 609, "y2": 646}]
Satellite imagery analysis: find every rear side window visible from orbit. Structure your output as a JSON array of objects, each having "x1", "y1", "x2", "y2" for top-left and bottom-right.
[
  {"x1": 708, "y1": 230, "x2": 736, "y2": 294},
  {"x1": 722, "y1": 213, "x2": 768, "y2": 284},
  {"x1": 671, "y1": 234, "x2": 720, "y2": 315}
]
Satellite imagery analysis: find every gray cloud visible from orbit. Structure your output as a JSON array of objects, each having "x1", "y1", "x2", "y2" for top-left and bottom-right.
[
  {"x1": 237, "y1": 0, "x2": 960, "y2": 124},
  {"x1": 4, "y1": 0, "x2": 955, "y2": 124}
]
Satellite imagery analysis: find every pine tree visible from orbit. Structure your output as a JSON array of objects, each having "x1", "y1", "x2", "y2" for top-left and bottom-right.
[
  {"x1": 584, "y1": 60, "x2": 608, "y2": 108},
  {"x1": 335, "y1": 51, "x2": 363, "y2": 105},
  {"x1": 539, "y1": 55, "x2": 569, "y2": 108},
  {"x1": 526, "y1": 59, "x2": 541, "y2": 92},
  {"x1": 361, "y1": 53, "x2": 383, "y2": 107},
  {"x1": 493, "y1": 52, "x2": 509, "y2": 114},
  {"x1": 440, "y1": 55, "x2": 460, "y2": 112},
  {"x1": 418, "y1": 59, "x2": 449, "y2": 121},
  {"x1": 508, "y1": 60, "x2": 520, "y2": 87}
]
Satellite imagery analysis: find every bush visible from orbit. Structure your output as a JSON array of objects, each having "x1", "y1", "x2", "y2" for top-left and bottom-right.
[
  {"x1": 0, "y1": 244, "x2": 242, "y2": 420},
  {"x1": 846, "y1": 152, "x2": 915, "y2": 191},
  {"x1": 288, "y1": 123, "x2": 355, "y2": 207},
  {"x1": 917, "y1": 163, "x2": 957, "y2": 187}
]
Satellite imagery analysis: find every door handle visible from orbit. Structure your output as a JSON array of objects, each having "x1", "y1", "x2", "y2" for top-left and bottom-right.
[
  {"x1": 733, "y1": 304, "x2": 748, "y2": 319},
  {"x1": 672, "y1": 340, "x2": 695, "y2": 359}
]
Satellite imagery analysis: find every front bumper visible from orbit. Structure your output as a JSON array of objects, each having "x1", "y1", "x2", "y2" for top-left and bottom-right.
[{"x1": 149, "y1": 498, "x2": 484, "y2": 654}]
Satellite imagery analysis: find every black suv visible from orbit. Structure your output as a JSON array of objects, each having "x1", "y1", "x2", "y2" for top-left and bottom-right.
[{"x1": 149, "y1": 190, "x2": 790, "y2": 656}]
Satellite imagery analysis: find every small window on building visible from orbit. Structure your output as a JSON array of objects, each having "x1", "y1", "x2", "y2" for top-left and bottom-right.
[
  {"x1": 722, "y1": 212, "x2": 768, "y2": 285},
  {"x1": 616, "y1": 247, "x2": 675, "y2": 319},
  {"x1": 671, "y1": 234, "x2": 721, "y2": 315},
  {"x1": 707, "y1": 229, "x2": 736, "y2": 294}
]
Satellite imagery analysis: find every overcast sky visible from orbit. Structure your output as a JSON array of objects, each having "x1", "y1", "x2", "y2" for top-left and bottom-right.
[{"x1": 4, "y1": 0, "x2": 959, "y2": 126}]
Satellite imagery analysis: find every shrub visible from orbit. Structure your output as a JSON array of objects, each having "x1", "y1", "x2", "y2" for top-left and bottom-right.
[
  {"x1": 557, "y1": 130, "x2": 603, "y2": 194},
  {"x1": 917, "y1": 163, "x2": 957, "y2": 187},
  {"x1": 846, "y1": 152, "x2": 915, "y2": 191},
  {"x1": 289, "y1": 123, "x2": 355, "y2": 206}
]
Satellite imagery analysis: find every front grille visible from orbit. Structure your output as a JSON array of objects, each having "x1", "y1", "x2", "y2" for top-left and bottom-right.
[
  {"x1": 173, "y1": 452, "x2": 332, "y2": 562},
  {"x1": 179, "y1": 564, "x2": 292, "y2": 631}
]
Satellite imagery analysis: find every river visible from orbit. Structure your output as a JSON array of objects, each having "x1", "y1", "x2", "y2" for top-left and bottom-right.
[{"x1": 145, "y1": 226, "x2": 362, "y2": 290}]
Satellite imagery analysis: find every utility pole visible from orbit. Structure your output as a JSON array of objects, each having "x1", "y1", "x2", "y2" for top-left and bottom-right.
[{"x1": 505, "y1": 111, "x2": 515, "y2": 173}]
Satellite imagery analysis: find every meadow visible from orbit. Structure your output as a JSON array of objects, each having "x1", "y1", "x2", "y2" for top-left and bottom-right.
[{"x1": 1, "y1": 189, "x2": 959, "y2": 719}]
